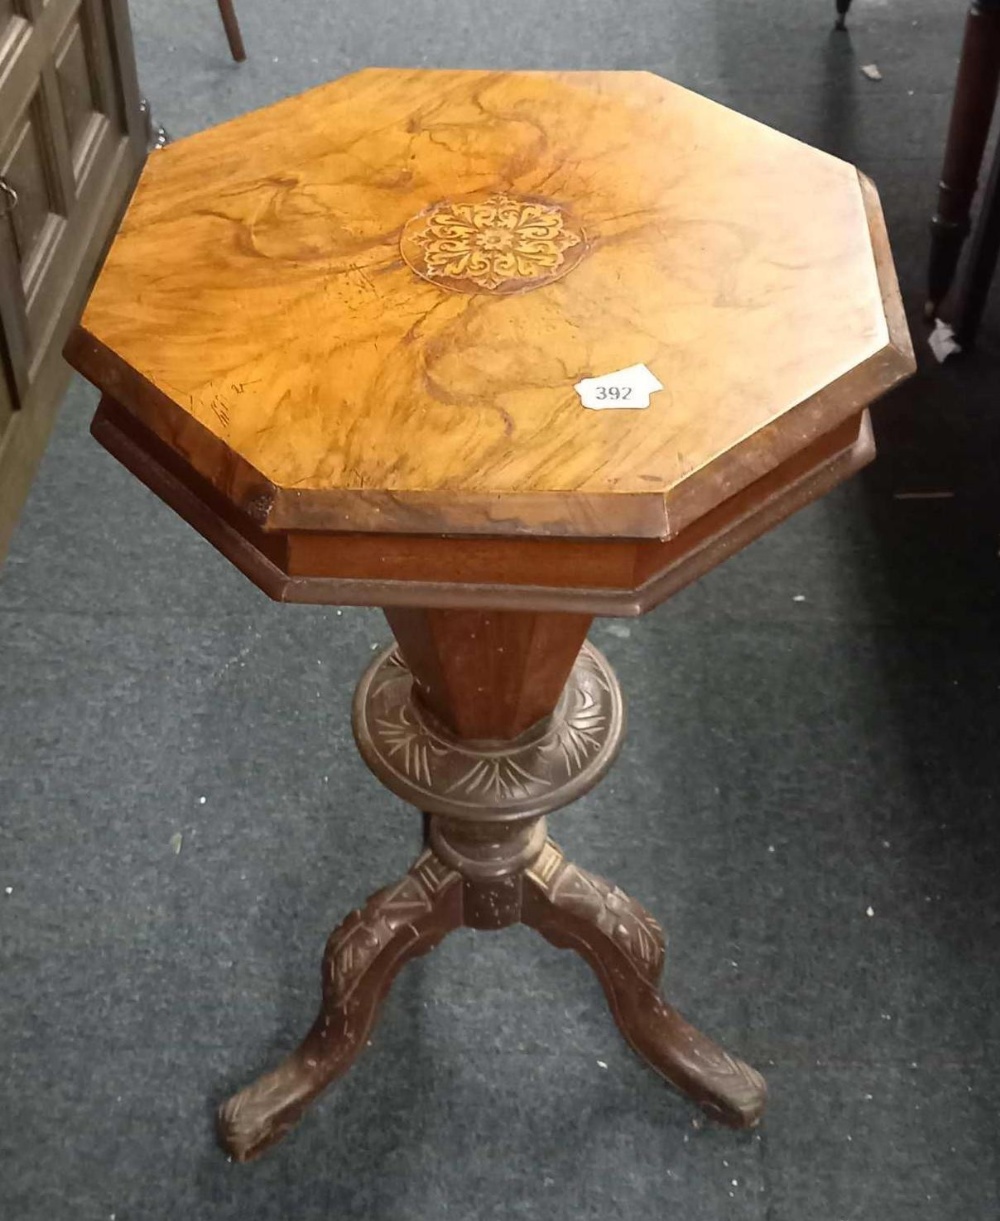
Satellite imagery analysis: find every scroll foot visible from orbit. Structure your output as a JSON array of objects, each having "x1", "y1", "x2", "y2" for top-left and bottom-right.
[
  {"x1": 522, "y1": 841, "x2": 765, "y2": 1128},
  {"x1": 218, "y1": 850, "x2": 462, "y2": 1160}
]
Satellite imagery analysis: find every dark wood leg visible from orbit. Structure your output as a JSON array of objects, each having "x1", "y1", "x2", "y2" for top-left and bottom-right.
[
  {"x1": 522, "y1": 840, "x2": 766, "y2": 1129},
  {"x1": 927, "y1": 0, "x2": 1000, "y2": 318},
  {"x1": 834, "y1": 0, "x2": 852, "y2": 32},
  {"x1": 361, "y1": 612, "x2": 764, "y2": 1129},
  {"x1": 218, "y1": 850, "x2": 462, "y2": 1161},
  {"x1": 216, "y1": 0, "x2": 247, "y2": 62},
  {"x1": 221, "y1": 610, "x2": 764, "y2": 1162},
  {"x1": 955, "y1": 135, "x2": 1000, "y2": 347}
]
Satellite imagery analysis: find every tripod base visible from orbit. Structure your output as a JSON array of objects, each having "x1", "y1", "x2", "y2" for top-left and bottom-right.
[
  {"x1": 218, "y1": 838, "x2": 765, "y2": 1162},
  {"x1": 221, "y1": 625, "x2": 765, "y2": 1161}
]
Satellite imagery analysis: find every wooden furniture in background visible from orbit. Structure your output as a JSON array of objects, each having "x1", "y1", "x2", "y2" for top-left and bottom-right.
[
  {"x1": 926, "y1": 0, "x2": 1000, "y2": 328},
  {"x1": 834, "y1": 0, "x2": 852, "y2": 32},
  {"x1": 0, "y1": 0, "x2": 144, "y2": 561},
  {"x1": 952, "y1": 101, "x2": 1000, "y2": 346},
  {"x1": 66, "y1": 67, "x2": 913, "y2": 1162},
  {"x1": 216, "y1": 0, "x2": 245, "y2": 62}
]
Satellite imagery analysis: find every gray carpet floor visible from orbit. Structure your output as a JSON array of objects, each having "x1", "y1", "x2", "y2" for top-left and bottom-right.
[{"x1": 3, "y1": 1, "x2": 1000, "y2": 1217}]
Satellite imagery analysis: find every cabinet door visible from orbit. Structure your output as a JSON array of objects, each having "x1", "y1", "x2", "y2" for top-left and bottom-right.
[
  {"x1": 0, "y1": 0, "x2": 143, "y2": 402},
  {"x1": 0, "y1": 0, "x2": 143, "y2": 560}
]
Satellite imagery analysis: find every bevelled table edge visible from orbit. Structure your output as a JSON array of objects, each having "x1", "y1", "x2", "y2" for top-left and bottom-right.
[
  {"x1": 662, "y1": 172, "x2": 913, "y2": 543},
  {"x1": 65, "y1": 326, "x2": 280, "y2": 525},
  {"x1": 90, "y1": 394, "x2": 875, "y2": 617},
  {"x1": 66, "y1": 324, "x2": 674, "y2": 539},
  {"x1": 858, "y1": 169, "x2": 915, "y2": 373}
]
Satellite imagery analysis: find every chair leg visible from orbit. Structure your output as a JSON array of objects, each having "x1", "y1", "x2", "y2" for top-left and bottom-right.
[
  {"x1": 927, "y1": 1, "x2": 1000, "y2": 317},
  {"x1": 216, "y1": 0, "x2": 247, "y2": 62},
  {"x1": 834, "y1": 0, "x2": 852, "y2": 32}
]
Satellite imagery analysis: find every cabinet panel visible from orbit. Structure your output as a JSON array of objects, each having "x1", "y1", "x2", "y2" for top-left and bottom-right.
[
  {"x1": 0, "y1": 0, "x2": 144, "y2": 561},
  {"x1": 54, "y1": 0, "x2": 114, "y2": 181},
  {"x1": 1, "y1": 0, "x2": 140, "y2": 387},
  {"x1": 0, "y1": 0, "x2": 19, "y2": 38},
  {"x1": 0, "y1": 0, "x2": 30, "y2": 68},
  {"x1": 2, "y1": 91, "x2": 63, "y2": 285},
  {"x1": 56, "y1": 13, "x2": 99, "y2": 160}
]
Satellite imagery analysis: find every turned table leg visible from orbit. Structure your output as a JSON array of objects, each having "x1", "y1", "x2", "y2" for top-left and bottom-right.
[
  {"x1": 955, "y1": 129, "x2": 1000, "y2": 346},
  {"x1": 927, "y1": 0, "x2": 1000, "y2": 317}
]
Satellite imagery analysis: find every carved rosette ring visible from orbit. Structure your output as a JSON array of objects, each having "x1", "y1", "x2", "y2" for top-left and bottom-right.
[
  {"x1": 400, "y1": 192, "x2": 587, "y2": 294},
  {"x1": 352, "y1": 641, "x2": 624, "y2": 821}
]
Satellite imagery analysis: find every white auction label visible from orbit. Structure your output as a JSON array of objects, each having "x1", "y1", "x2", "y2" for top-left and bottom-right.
[{"x1": 574, "y1": 363, "x2": 663, "y2": 410}]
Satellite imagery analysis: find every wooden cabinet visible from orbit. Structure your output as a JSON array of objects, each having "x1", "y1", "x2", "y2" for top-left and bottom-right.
[{"x1": 0, "y1": 0, "x2": 144, "y2": 559}]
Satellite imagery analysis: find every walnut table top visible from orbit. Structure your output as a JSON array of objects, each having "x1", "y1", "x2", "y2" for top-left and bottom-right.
[{"x1": 67, "y1": 68, "x2": 914, "y2": 615}]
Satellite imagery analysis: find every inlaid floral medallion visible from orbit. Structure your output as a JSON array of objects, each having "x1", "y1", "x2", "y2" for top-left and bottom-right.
[{"x1": 400, "y1": 192, "x2": 587, "y2": 295}]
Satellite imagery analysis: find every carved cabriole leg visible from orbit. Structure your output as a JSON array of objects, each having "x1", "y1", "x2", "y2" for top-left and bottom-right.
[
  {"x1": 217, "y1": 850, "x2": 462, "y2": 1162},
  {"x1": 522, "y1": 840, "x2": 767, "y2": 1129}
]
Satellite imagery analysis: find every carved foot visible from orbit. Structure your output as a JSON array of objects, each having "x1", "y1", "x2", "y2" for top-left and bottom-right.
[
  {"x1": 218, "y1": 850, "x2": 462, "y2": 1161},
  {"x1": 522, "y1": 841, "x2": 766, "y2": 1129}
]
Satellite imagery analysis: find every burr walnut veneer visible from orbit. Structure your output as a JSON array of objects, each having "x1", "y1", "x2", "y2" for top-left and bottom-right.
[{"x1": 66, "y1": 68, "x2": 914, "y2": 1162}]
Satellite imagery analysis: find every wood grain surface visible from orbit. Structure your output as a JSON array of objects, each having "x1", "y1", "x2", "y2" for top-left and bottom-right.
[
  {"x1": 68, "y1": 68, "x2": 913, "y2": 540},
  {"x1": 89, "y1": 393, "x2": 873, "y2": 615},
  {"x1": 383, "y1": 607, "x2": 593, "y2": 738}
]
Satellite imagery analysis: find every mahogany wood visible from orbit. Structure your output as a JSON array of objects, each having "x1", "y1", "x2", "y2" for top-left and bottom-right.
[
  {"x1": 218, "y1": 838, "x2": 765, "y2": 1162},
  {"x1": 216, "y1": 608, "x2": 763, "y2": 1160},
  {"x1": 88, "y1": 391, "x2": 874, "y2": 616},
  {"x1": 352, "y1": 637, "x2": 624, "y2": 824},
  {"x1": 216, "y1": 0, "x2": 245, "y2": 62},
  {"x1": 384, "y1": 608, "x2": 592, "y2": 739},
  {"x1": 521, "y1": 841, "x2": 766, "y2": 1128},
  {"x1": 218, "y1": 849, "x2": 465, "y2": 1162}
]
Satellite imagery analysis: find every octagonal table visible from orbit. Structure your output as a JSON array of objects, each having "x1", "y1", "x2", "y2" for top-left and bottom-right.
[{"x1": 65, "y1": 68, "x2": 914, "y2": 1162}]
